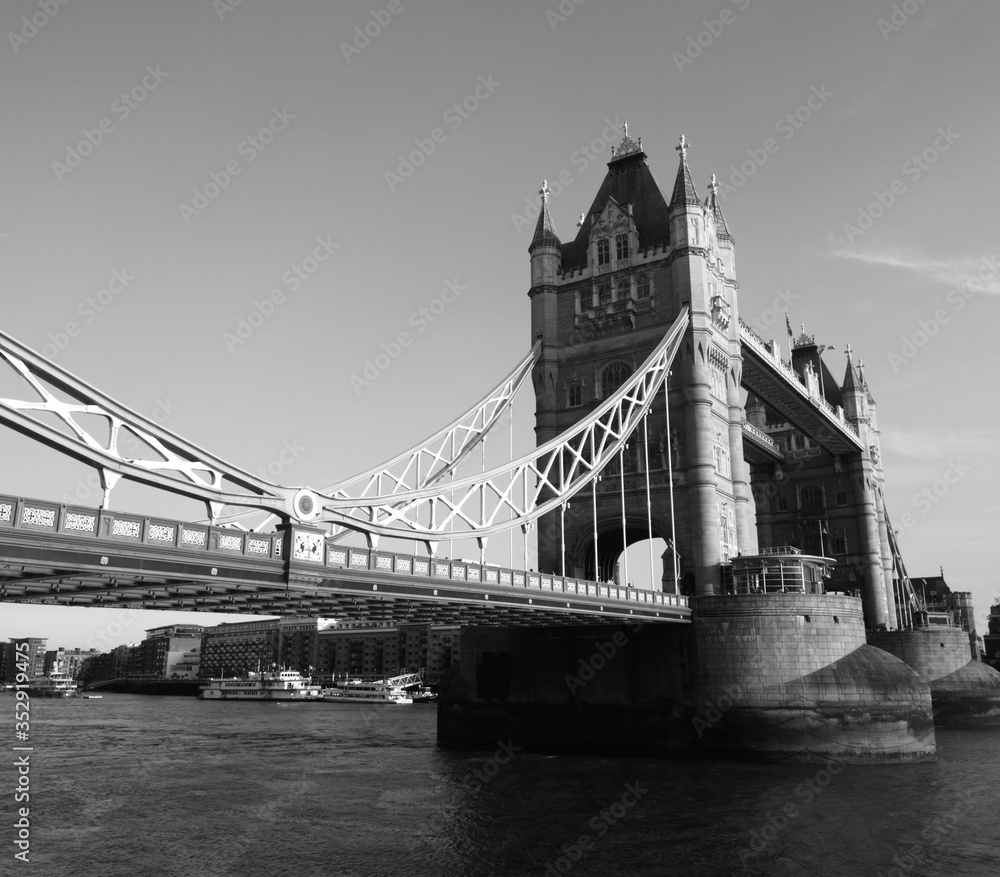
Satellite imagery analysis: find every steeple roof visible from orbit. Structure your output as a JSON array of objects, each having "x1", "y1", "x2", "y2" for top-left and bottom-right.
[
  {"x1": 559, "y1": 124, "x2": 671, "y2": 270},
  {"x1": 842, "y1": 344, "x2": 861, "y2": 395},
  {"x1": 706, "y1": 174, "x2": 733, "y2": 243},
  {"x1": 669, "y1": 135, "x2": 700, "y2": 210},
  {"x1": 529, "y1": 180, "x2": 561, "y2": 251}
]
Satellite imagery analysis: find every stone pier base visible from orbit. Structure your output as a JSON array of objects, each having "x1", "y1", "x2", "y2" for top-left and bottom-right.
[
  {"x1": 438, "y1": 597, "x2": 937, "y2": 764},
  {"x1": 868, "y1": 628, "x2": 1000, "y2": 726}
]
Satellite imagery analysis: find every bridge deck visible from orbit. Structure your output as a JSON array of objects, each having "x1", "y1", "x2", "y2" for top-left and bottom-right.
[{"x1": 0, "y1": 494, "x2": 689, "y2": 625}]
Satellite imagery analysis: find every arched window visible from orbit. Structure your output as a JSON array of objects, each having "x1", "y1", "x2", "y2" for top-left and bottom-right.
[
  {"x1": 616, "y1": 233, "x2": 629, "y2": 261},
  {"x1": 601, "y1": 362, "x2": 632, "y2": 398},
  {"x1": 800, "y1": 485, "x2": 824, "y2": 510},
  {"x1": 596, "y1": 239, "x2": 610, "y2": 266}
]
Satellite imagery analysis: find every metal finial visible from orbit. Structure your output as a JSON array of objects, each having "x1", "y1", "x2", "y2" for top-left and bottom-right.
[
  {"x1": 709, "y1": 173, "x2": 718, "y2": 196},
  {"x1": 577, "y1": 212, "x2": 585, "y2": 228},
  {"x1": 623, "y1": 120, "x2": 629, "y2": 138},
  {"x1": 676, "y1": 134, "x2": 688, "y2": 160},
  {"x1": 539, "y1": 180, "x2": 550, "y2": 203},
  {"x1": 845, "y1": 343, "x2": 853, "y2": 359}
]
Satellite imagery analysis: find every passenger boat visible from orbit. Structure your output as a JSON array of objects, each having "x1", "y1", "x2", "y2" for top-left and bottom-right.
[
  {"x1": 321, "y1": 673, "x2": 419, "y2": 705},
  {"x1": 199, "y1": 670, "x2": 322, "y2": 700},
  {"x1": 27, "y1": 674, "x2": 77, "y2": 697}
]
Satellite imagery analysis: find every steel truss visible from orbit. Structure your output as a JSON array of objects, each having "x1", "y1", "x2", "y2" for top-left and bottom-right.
[
  {"x1": 307, "y1": 308, "x2": 688, "y2": 547},
  {"x1": 0, "y1": 329, "x2": 539, "y2": 525},
  {"x1": 0, "y1": 308, "x2": 686, "y2": 545}
]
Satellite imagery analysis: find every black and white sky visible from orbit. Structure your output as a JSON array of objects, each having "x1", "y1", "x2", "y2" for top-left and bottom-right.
[{"x1": 2, "y1": 0, "x2": 998, "y2": 647}]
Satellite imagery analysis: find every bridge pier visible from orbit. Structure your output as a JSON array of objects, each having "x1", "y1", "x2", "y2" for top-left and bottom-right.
[
  {"x1": 438, "y1": 594, "x2": 937, "y2": 763},
  {"x1": 868, "y1": 628, "x2": 1000, "y2": 726}
]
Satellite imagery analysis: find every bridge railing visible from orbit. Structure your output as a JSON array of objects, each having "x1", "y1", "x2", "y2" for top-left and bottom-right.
[
  {"x1": 740, "y1": 420, "x2": 780, "y2": 453},
  {"x1": 327, "y1": 545, "x2": 688, "y2": 610},
  {"x1": 0, "y1": 493, "x2": 689, "y2": 612},
  {"x1": 0, "y1": 494, "x2": 283, "y2": 559}
]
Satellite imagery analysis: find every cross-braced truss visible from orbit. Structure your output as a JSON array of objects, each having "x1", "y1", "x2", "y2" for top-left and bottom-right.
[
  {"x1": 0, "y1": 330, "x2": 539, "y2": 525},
  {"x1": 0, "y1": 309, "x2": 687, "y2": 543},
  {"x1": 306, "y1": 308, "x2": 688, "y2": 547},
  {"x1": 213, "y1": 341, "x2": 540, "y2": 529}
]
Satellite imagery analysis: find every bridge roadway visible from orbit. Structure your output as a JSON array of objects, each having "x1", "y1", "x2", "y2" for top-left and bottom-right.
[{"x1": 0, "y1": 494, "x2": 689, "y2": 625}]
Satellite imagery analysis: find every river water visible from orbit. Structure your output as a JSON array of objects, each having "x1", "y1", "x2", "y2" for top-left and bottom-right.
[{"x1": 9, "y1": 694, "x2": 999, "y2": 876}]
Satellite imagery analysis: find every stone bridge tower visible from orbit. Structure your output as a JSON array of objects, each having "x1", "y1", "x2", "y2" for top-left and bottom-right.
[{"x1": 529, "y1": 130, "x2": 756, "y2": 596}]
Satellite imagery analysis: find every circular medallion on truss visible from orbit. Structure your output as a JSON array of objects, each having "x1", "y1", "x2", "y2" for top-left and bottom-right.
[{"x1": 292, "y1": 489, "x2": 322, "y2": 522}]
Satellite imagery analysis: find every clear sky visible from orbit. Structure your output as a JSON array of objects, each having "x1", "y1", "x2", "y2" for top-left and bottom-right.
[{"x1": 1, "y1": 0, "x2": 997, "y2": 649}]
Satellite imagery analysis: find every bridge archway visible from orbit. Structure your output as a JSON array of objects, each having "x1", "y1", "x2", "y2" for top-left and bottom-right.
[{"x1": 574, "y1": 520, "x2": 671, "y2": 589}]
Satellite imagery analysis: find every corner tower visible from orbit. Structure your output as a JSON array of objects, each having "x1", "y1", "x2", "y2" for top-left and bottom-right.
[{"x1": 529, "y1": 129, "x2": 754, "y2": 595}]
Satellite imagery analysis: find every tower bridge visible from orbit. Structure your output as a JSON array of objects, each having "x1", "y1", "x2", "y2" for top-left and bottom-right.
[{"x1": 3, "y1": 126, "x2": 996, "y2": 762}]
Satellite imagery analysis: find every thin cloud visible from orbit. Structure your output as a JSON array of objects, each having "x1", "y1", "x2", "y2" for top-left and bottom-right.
[
  {"x1": 830, "y1": 249, "x2": 1000, "y2": 295},
  {"x1": 881, "y1": 428, "x2": 1000, "y2": 460}
]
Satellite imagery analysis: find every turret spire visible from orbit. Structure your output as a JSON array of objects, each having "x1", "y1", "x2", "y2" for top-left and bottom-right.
[
  {"x1": 669, "y1": 134, "x2": 700, "y2": 208},
  {"x1": 529, "y1": 179, "x2": 561, "y2": 252},
  {"x1": 706, "y1": 172, "x2": 733, "y2": 242}
]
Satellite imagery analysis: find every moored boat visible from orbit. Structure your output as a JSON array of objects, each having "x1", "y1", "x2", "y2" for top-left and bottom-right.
[
  {"x1": 27, "y1": 674, "x2": 77, "y2": 697},
  {"x1": 321, "y1": 672, "x2": 420, "y2": 705},
  {"x1": 199, "y1": 669, "x2": 322, "y2": 700}
]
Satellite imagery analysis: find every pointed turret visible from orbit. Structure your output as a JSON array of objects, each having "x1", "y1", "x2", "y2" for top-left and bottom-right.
[
  {"x1": 706, "y1": 174, "x2": 733, "y2": 243},
  {"x1": 842, "y1": 344, "x2": 866, "y2": 424},
  {"x1": 528, "y1": 180, "x2": 561, "y2": 291},
  {"x1": 529, "y1": 181, "x2": 562, "y2": 252},
  {"x1": 669, "y1": 134, "x2": 701, "y2": 209}
]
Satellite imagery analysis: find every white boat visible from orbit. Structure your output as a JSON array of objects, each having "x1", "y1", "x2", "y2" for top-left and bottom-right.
[
  {"x1": 199, "y1": 670, "x2": 322, "y2": 701},
  {"x1": 321, "y1": 673, "x2": 420, "y2": 705},
  {"x1": 27, "y1": 674, "x2": 77, "y2": 697}
]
